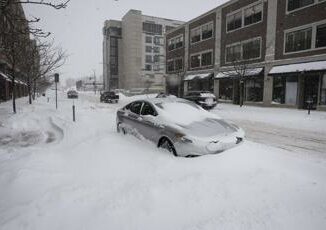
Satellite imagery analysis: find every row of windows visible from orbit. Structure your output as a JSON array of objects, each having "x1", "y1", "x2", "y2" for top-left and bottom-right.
[
  {"x1": 143, "y1": 22, "x2": 163, "y2": 35},
  {"x1": 287, "y1": 0, "x2": 326, "y2": 12},
  {"x1": 144, "y1": 64, "x2": 161, "y2": 71},
  {"x1": 167, "y1": 58, "x2": 183, "y2": 72},
  {"x1": 190, "y1": 22, "x2": 214, "y2": 44},
  {"x1": 168, "y1": 35, "x2": 184, "y2": 51},
  {"x1": 285, "y1": 23, "x2": 326, "y2": 53},
  {"x1": 226, "y1": 38, "x2": 261, "y2": 63},
  {"x1": 226, "y1": 2, "x2": 263, "y2": 32},
  {"x1": 145, "y1": 36, "x2": 163, "y2": 45},
  {"x1": 190, "y1": 51, "x2": 213, "y2": 69},
  {"x1": 145, "y1": 46, "x2": 160, "y2": 53},
  {"x1": 145, "y1": 55, "x2": 160, "y2": 64}
]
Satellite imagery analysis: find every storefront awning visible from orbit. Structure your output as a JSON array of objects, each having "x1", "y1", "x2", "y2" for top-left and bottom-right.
[
  {"x1": 215, "y1": 68, "x2": 263, "y2": 79},
  {"x1": 0, "y1": 72, "x2": 12, "y2": 82},
  {"x1": 184, "y1": 72, "x2": 212, "y2": 81},
  {"x1": 269, "y1": 61, "x2": 326, "y2": 75},
  {"x1": 0, "y1": 72, "x2": 27, "y2": 85}
]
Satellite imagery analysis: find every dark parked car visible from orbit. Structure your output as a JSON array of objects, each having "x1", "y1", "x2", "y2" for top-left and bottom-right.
[
  {"x1": 67, "y1": 90, "x2": 78, "y2": 99},
  {"x1": 183, "y1": 91, "x2": 217, "y2": 110},
  {"x1": 116, "y1": 98, "x2": 244, "y2": 157},
  {"x1": 100, "y1": 91, "x2": 119, "y2": 103}
]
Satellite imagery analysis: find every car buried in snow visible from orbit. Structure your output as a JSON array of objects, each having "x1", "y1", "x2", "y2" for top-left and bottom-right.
[{"x1": 116, "y1": 97, "x2": 244, "y2": 157}]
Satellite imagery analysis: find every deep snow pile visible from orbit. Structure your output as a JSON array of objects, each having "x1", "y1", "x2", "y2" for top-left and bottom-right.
[{"x1": 0, "y1": 92, "x2": 326, "y2": 230}]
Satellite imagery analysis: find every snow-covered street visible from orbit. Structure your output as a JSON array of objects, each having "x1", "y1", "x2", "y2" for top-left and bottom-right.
[{"x1": 0, "y1": 92, "x2": 326, "y2": 230}]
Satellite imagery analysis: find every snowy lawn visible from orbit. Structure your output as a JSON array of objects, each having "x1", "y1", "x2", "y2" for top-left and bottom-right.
[{"x1": 0, "y1": 92, "x2": 326, "y2": 230}]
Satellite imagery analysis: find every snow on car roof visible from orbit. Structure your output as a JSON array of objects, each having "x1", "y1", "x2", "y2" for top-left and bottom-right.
[{"x1": 151, "y1": 98, "x2": 220, "y2": 126}]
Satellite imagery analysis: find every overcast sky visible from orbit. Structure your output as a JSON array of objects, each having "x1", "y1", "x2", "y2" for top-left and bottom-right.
[{"x1": 24, "y1": 0, "x2": 229, "y2": 82}]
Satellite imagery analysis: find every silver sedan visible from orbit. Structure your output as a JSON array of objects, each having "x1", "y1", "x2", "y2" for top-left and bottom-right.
[{"x1": 116, "y1": 98, "x2": 245, "y2": 157}]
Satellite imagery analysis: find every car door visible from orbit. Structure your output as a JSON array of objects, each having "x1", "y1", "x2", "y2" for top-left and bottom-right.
[
  {"x1": 125, "y1": 101, "x2": 144, "y2": 137},
  {"x1": 139, "y1": 102, "x2": 161, "y2": 142}
]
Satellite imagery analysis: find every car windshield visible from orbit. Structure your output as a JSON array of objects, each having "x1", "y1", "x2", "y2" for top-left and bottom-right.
[{"x1": 155, "y1": 101, "x2": 216, "y2": 126}]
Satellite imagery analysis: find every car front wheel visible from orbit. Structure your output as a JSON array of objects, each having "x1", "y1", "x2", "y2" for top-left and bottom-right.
[
  {"x1": 117, "y1": 123, "x2": 127, "y2": 135},
  {"x1": 158, "y1": 137, "x2": 177, "y2": 156}
]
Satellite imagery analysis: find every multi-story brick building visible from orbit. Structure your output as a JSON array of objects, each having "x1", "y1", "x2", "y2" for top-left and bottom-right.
[
  {"x1": 103, "y1": 10, "x2": 184, "y2": 91},
  {"x1": 0, "y1": 1, "x2": 31, "y2": 102},
  {"x1": 165, "y1": 0, "x2": 326, "y2": 111}
]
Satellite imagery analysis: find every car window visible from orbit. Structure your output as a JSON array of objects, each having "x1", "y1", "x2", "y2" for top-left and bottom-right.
[
  {"x1": 141, "y1": 102, "x2": 157, "y2": 116},
  {"x1": 130, "y1": 101, "x2": 143, "y2": 114}
]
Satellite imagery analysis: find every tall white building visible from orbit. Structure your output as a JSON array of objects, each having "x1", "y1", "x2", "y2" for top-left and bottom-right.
[{"x1": 103, "y1": 10, "x2": 184, "y2": 91}]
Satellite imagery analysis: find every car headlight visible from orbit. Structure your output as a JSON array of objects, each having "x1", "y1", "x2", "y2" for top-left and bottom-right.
[{"x1": 175, "y1": 133, "x2": 193, "y2": 143}]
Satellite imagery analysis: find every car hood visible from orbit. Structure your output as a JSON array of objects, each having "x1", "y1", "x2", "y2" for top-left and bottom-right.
[{"x1": 177, "y1": 118, "x2": 239, "y2": 138}]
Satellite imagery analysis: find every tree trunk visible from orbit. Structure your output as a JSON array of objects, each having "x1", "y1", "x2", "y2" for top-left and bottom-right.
[
  {"x1": 12, "y1": 78, "x2": 16, "y2": 113},
  {"x1": 32, "y1": 79, "x2": 36, "y2": 100},
  {"x1": 239, "y1": 80, "x2": 244, "y2": 107},
  {"x1": 28, "y1": 80, "x2": 32, "y2": 105}
]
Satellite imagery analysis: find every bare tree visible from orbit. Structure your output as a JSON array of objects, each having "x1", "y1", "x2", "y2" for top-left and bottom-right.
[
  {"x1": 0, "y1": 0, "x2": 70, "y2": 112},
  {"x1": 21, "y1": 38, "x2": 66, "y2": 104}
]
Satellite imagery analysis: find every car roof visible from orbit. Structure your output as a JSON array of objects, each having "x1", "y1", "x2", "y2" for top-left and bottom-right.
[{"x1": 140, "y1": 97, "x2": 190, "y2": 105}]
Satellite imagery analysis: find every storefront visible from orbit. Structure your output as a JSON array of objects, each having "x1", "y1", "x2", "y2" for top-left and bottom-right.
[
  {"x1": 269, "y1": 61, "x2": 326, "y2": 110},
  {"x1": 184, "y1": 72, "x2": 214, "y2": 93},
  {"x1": 215, "y1": 68, "x2": 264, "y2": 104}
]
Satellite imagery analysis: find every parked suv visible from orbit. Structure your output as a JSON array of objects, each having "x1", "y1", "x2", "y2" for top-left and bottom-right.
[
  {"x1": 183, "y1": 91, "x2": 217, "y2": 110},
  {"x1": 100, "y1": 91, "x2": 119, "y2": 103}
]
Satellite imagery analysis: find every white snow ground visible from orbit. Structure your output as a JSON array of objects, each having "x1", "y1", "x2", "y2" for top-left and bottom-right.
[{"x1": 0, "y1": 91, "x2": 326, "y2": 230}]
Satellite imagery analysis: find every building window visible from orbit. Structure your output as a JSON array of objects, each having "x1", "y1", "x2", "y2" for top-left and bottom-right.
[
  {"x1": 175, "y1": 36, "x2": 183, "y2": 48},
  {"x1": 167, "y1": 60, "x2": 174, "y2": 72},
  {"x1": 191, "y1": 27, "x2": 201, "y2": 43},
  {"x1": 226, "y1": 38, "x2": 261, "y2": 63},
  {"x1": 273, "y1": 75, "x2": 298, "y2": 105},
  {"x1": 145, "y1": 55, "x2": 153, "y2": 63},
  {"x1": 154, "y1": 36, "x2": 162, "y2": 45},
  {"x1": 321, "y1": 74, "x2": 326, "y2": 105},
  {"x1": 145, "y1": 36, "x2": 152, "y2": 43},
  {"x1": 285, "y1": 28, "x2": 312, "y2": 53},
  {"x1": 245, "y1": 77, "x2": 264, "y2": 102},
  {"x1": 242, "y1": 38, "x2": 261, "y2": 60},
  {"x1": 226, "y1": 44, "x2": 241, "y2": 63},
  {"x1": 316, "y1": 24, "x2": 326, "y2": 48},
  {"x1": 153, "y1": 47, "x2": 160, "y2": 53},
  {"x1": 153, "y1": 55, "x2": 160, "y2": 63},
  {"x1": 190, "y1": 22, "x2": 214, "y2": 44},
  {"x1": 219, "y1": 79, "x2": 233, "y2": 101},
  {"x1": 191, "y1": 54, "x2": 201, "y2": 68},
  {"x1": 145, "y1": 64, "x2": 152, "y2": 71},
  {"x1": 168, "y1": 39, "x2": 175, "y2": 51},
  {"x1": 244, "y1": 3, "x2": 262, "y2": 26},
  {"x1": 227, "y1": 11, "x2": 242, "y2": 32},
  {"x1": 201, "y1": 51, "x2": 213, "y2": 66},
  {"x1": 175, "y1": 58, "x2": 183, "y2": 71},
  {"x1": 287, "y1": 0, "x2": 314, "y2": 12},
  {"x1": 168, "y1": 35, "x2": 183, "y2": 51},
  {"x1": 146, "y1": 46, "x2": 152, "y2": 53},
  {"x1": 202, "y1": 23, "x2": 213, "y2": 40}
]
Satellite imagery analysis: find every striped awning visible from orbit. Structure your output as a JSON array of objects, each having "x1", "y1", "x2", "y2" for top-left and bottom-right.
[
  {"x1": 215, "y1": 68, "x2": 263, "y2": 79},
  {"x1": 269, "y1": 61, "x2": 326, "y2": 75},
  {"x1": 184, "y1": 72, "x2": 212, "y2": 81}
]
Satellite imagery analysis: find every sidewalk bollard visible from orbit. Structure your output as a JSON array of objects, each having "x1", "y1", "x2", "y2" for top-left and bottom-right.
[
  {"x1": 73, "y1": 105, "x2": 76, "y2": 122},
  {"x1": 72, "y1": 100, "x2": 76, "y2": 122}
]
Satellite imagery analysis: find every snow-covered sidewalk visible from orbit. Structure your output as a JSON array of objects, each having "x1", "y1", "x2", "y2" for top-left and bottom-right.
[{"x1": 0, "y1": 92, "x2": 326, "y2": 230}]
